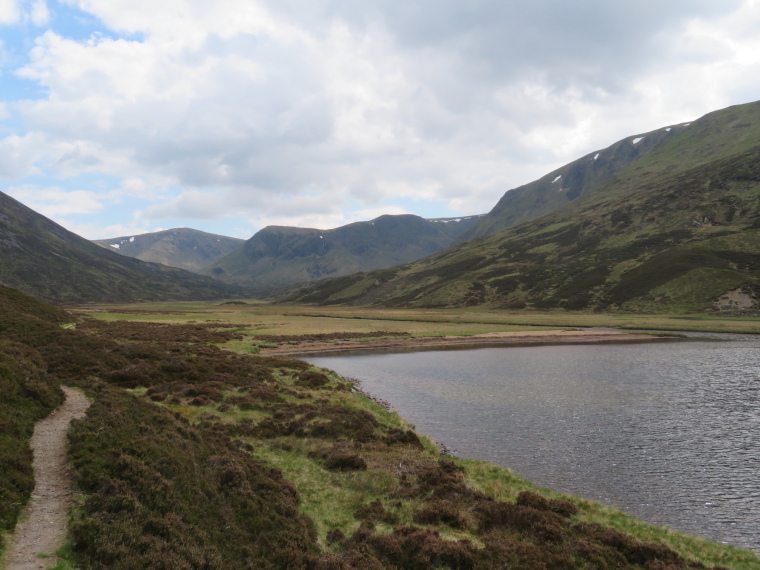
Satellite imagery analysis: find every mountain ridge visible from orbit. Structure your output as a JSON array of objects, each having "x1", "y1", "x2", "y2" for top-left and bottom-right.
[
  {"x1": 458, "y1": 122, "x2": 692, "y2": 242},
  {"x1": 284, "y1": 100, "x2": 760, "y2": 313},
  {"x1": 0, "y1": 191, "x2": 243, "y2": 304},
  {"x1": 93, "y1": 228, "x2": 244, "y2": 272},
  {"x1": 201, "y1": 213, "x2": 483, "y2": 291}
]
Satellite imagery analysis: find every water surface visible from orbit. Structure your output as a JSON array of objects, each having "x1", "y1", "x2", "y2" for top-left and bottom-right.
[{"x1": 305, "y1": 334, "x2": 760, "y2": 552}]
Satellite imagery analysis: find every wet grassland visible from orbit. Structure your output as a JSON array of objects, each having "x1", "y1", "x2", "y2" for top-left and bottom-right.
[{"x1": 3, "y1": 295, "x2": 760, "y2": 568}]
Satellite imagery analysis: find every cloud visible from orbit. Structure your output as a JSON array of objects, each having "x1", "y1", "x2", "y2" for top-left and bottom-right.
[
  {"x1": 29, "y1": 0, "x2": 48, "y2": 25},
  {"x1": 0, "y1": 133, "x2": 45, "y2": 178},
  {"x1": 0, "y1": 0, "x2": 20, "y2": 24},
  {"x1": 0, "y1": 0, "x2": 51, "y2": 26},
  {"x1": 2, "y1": 0, "x2": 759, "y2": 237},
  {"x1": 5, "y1": 184, "x2": 104, "y2": 216},
  {"x1": 51, "y1": 218, "x2": 154, "y2": 240}
]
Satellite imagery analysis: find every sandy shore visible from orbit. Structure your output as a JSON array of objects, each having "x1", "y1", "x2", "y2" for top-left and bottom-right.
[{"x1": 260, "y1": 329, "x2": 671, "y2": 356}]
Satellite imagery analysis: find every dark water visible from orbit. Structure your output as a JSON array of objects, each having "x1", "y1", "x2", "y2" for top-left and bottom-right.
[{"x1": 304, "y1": 334, "x2": 760, "y2": 552}]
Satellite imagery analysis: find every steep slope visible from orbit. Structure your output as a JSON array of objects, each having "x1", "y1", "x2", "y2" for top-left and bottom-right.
[
  {"x1": 202, "y1": 214, "x2": 482, "y2": 290},
  {"x1": 459, "y1": 123, "x2": 690, "y2": 242},
  {"x1": 0, "y1": 191, "x2": 242, "y2": 304},
  {"x1": 286, "y1": 101, "x2": 760, "y2": 313},
  {"x1": 93, "y1": 228, "x2": 244, "y2": 272}
]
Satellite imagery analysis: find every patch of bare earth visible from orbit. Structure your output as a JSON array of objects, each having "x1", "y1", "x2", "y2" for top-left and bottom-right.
[
  {"x1": 5, "y1": 387, "x2": 90, "y2": 570},
  {"x1": 260, "y1": 329, "x2": 669, "y2": 356}
]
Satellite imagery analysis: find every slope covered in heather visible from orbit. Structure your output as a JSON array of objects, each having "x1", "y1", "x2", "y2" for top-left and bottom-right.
[
  {"x1": 286, "y1": 100, "x2": 760, "y2": 313},
  {"x1": 0, "y1": 191, "x2": 242, "y2": 304}
]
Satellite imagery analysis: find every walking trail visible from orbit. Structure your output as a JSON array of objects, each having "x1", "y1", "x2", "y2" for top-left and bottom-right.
[{"x1": 5, "y1": 387, "x2": 90, "y2": 570}]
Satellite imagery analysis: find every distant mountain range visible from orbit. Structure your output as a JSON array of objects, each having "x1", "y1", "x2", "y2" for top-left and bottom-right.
[
  {"x1": 199, "y1": 214, "x2": 482, "y2": 291},
  {"x1": 93, "y1": 228, "x2": 244, "y2": 272},
  {"x1": 5, "y1": 100, "x2": 760, "y2": 312},
  {"x1": 285, "y1": 100, "x2": 760, "y2": 313},
  {"x1": 95, "y1": 214, "x2": 483, "y2": 293},
  {"x1": 0, "y1": 192, "x2": 241, "y2": 304}
]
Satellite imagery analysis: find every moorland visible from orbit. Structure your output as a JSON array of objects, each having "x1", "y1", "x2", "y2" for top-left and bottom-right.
[
  {"x1": 3, "y1": 100, "x2": 760, "y2": 569},
  {"x1": 2, "y1": 290, "x2": 758, "y2": 568}
]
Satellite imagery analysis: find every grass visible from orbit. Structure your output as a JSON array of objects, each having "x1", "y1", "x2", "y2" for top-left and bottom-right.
[
  {"x1": 4, "y1": 286, "x2": 758, "y2": 568},
  {"x1": 462, "y1": 460, "x2": 760, "y2": 570},
  {"x1": 72, "y1": 301, "x2": 760, "y2": 335},
  {"x1": 0, "y1": 342, "x2": 64, "y2": 561},
  {"x1": 153, "y1": 373, "x2": 758, "y2": 568},
  {"x1": 108, "y1": 314, "x2": 754, "y2": 568}
]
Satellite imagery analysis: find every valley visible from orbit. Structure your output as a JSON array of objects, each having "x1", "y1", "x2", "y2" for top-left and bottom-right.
[
  {"x1": 3, "y1": 98, "x2": 760, "y2": 569},
  {"x1": 2, "y1": 288, "x2": 758, "y2": 569}
]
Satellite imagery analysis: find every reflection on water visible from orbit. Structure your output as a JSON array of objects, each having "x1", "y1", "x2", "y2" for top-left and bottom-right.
[{"x1": 305, "y1": 334, "x2": 760, "y2": 552}]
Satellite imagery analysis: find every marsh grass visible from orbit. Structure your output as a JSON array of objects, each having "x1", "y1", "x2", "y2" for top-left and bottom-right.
[
  {"x1": 250, "y1": 440, "x2": 400, "y2": 548},
  {"x1": 73, "y1": 301, "x2": 760, "y2": 336},
  {"x1": 17, "y1": 299, "x2": 754, "y2": 568},
  {"x1": 463, "y1": 459, "x2": 760, "y2": 569}
]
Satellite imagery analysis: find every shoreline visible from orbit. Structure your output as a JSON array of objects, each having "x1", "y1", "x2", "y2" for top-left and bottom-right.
[{"x1": 260, "y1": 329, "x2": 675, "y2": 356}]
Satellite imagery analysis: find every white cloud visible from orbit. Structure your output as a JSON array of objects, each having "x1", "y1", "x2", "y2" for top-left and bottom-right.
[
  {"x1": 0, "y1": 0, "x2": 20, "y2": 24},
  {"x1": 2, "y1": 0, "x2": 759, "y2": 237},
  {"x1": 51, "y1": 218, "x2": 154, "y2": 240},
  {"x1": 0, "y1": 133, "x2": 45, "y2": 178},
  {"x1": 5, "y1": 184, "x2": 104, "y2": 216},
  {"x1": 0, "y1": 0, "x2": 51, "y2": 26},
  {"x1": 29, "y1": 0, "x2": 48, "y2": 25}
]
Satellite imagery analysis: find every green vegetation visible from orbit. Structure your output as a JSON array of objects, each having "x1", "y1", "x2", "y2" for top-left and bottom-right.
[
  {"x1": 285, "y1": 101, "x2": 760, "y2": 313},
  {"x1": 73, "y1": 300, "x2": 760, "y2": 336},
  {"x1": 200, "y1": 214, "x2": 482, "y2": 291},
  {"x1": 0, "y1": 285, "x2": 67, "y2": 557},
  {"x1": 2, "y1": 284, "x2": 759, "y2": 568},
  {"x1": 0, "y1": 341, "x2": 64, "y2": 555},
  {"x1": 0, "y1": 190, "x2": 243, "y2": 304}
]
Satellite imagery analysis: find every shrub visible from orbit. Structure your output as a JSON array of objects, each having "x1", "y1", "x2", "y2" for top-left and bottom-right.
[
  {"x1": 67, "y1": 387, "x2": 320, "y2": 569},
  {"x1": 0, "y1": 341, "x2": 64, "y2": 550}
]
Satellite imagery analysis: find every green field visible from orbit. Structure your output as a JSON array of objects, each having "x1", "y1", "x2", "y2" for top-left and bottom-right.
[{"x1": 73, "y1": 301, "x2": 760, "y2": 337}]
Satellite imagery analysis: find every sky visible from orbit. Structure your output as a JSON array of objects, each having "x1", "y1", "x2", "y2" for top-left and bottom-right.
[{"x1": 1, "y1": 0, "x2": 760, "y2": 240}]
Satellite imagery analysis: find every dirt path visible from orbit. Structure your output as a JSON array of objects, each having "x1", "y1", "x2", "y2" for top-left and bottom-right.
[
  {"x1": 5, "y1": 387, "x2": 90, "y2": 570},
  {"x1": 260, "y1": 329, "x2": 673, "y2": 356}
]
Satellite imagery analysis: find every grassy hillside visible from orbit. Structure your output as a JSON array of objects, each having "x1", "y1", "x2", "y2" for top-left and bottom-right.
[
  {"x1": 2, "y1": 287, "x2": 755, "y2": 568},
  {"x1": 201, "y1": 214, "x2": 482, "y2": 291},
  {"x1": 0, "y1": 191, "x2": 243, "y2": 304},
  {"x1": 461, "y1": 99, "x2": 760, "y2": 243},
  {"x1": 286, "y1": 101, "x2": 760, "y2": 313},
  {"x1": 460, "y1": 122, "x2": 690, "y2": 242},
  {"x1": 57, "y1": 316, "x2": 759, "y2": 568},
  {"x1": 93, "y1": 228, "x2": 244, "y2": 272}
]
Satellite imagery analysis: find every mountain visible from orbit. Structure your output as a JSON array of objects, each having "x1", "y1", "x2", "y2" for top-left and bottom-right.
[
  {"x1": 458, "y1": 122, "x2": 692, "y2": 242},
  {"x1": 0, "y1": 191, "x2": 243, "y2": 304},
  {"x1": 93, "y1": 228, "x2": 244, "y2": 272},
  {"x1": 201, "y1": 213, "x2": 482, "y2": 291},
  {"x1": 285, "y1": 100, "x2": 760, "y2": 313}
]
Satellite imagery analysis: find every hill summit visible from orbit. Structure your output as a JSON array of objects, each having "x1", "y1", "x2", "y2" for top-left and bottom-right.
[
  {"x1": 94, "y1": 228, "x2": 244, "y2": 272},
  {"x1": 286, "y1": 100, "x2": 760, "y2": 313},
  {"x1": 201, "y1": 214, "x2": 482, "y2": 291}
]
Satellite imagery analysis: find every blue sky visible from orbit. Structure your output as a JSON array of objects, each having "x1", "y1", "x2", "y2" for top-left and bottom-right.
[{"x1": 1, "y1": 0, "x2": 760, "y2": 239}]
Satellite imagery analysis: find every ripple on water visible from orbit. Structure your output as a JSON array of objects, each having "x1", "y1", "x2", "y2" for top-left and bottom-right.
[{"x1": 306, "y1": 334, "x2": 760, "y2": 553}]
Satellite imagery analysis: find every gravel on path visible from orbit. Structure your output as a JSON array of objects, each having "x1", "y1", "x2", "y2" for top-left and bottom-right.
[{"x1": 5, "y1": 387, "x2": 90, "y2": 570}]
